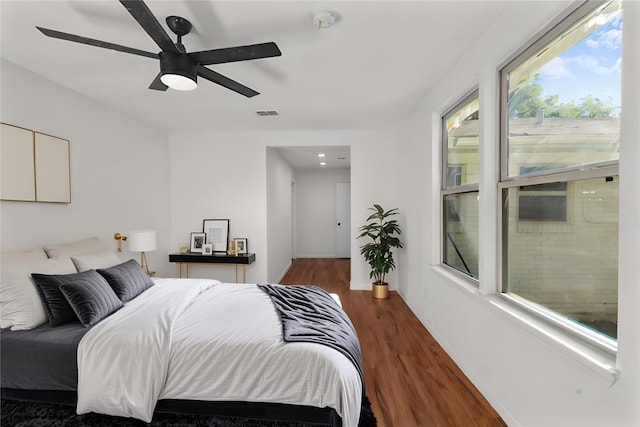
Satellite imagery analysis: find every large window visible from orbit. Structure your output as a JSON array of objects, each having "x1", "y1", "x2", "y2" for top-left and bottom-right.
[
  {"x1": 500, "y1": 0, "x2": 622, "y2": 348},
  {"x1": 442, "y1": 91, "x2": 479, "y2": 279}
]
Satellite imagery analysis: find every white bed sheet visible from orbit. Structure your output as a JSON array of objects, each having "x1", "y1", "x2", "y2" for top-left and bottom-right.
[{"x1": 77, "y1": 279, "x2": 362, "y2": 427}]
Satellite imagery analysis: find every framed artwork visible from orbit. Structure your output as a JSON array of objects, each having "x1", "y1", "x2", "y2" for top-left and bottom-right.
[
  {"x1": 190, "y1": 232, "x2": 206, "y2": 253},
  {"x1": 203, "y1": 219, "x2": 229, "y2": 253},
  {"x1": 202, "y1": 243, "x2": 213, "y2": 255},
  {"x1": 234, "y1": 238, "x2": 248, "y2": 255}
]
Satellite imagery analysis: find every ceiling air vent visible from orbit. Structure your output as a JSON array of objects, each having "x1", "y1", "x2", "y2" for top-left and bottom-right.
[{"x1": 256, "y1": 110, "x2": 279, "y2": 116}]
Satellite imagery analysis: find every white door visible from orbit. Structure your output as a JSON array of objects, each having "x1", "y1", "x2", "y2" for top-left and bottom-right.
[{"x1": 336, "y1": 183, "x2": 351, "y2": 258}]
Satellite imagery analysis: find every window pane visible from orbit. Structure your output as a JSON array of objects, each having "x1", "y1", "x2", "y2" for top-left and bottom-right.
[
  {"x1": 506, "y1": 1, "x2": 622, "y2": 177},
  {"x1": 519, "y1": 195, "x2": 567, "y2": 221},
  {"x1": 444, "y1": 192, "x2": 479, "y2": 278},
  {"x1": 445, "y1": 97, "x2": 479, "y2": 187},
  {"x1": 518, "y1": 181, "x2": 568, "y2": 221},
  {"x1": 503, "y1": 176, "x2": 618, "y2": 339}
]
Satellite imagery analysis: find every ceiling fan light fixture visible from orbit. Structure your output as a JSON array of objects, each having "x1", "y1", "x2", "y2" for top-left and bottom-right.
[
  {"x1": 159, "y1": 51, "x2": 198, "y2": 91},
  {"x1": 161, "y1": 73, "x2": 197, "y2": 91}
]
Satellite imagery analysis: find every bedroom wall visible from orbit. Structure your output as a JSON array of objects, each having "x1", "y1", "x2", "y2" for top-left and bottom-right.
[
  {"x1": 168, "y1": 129, "x2": 403, "y2": 288},
  {"x1": 397, "y1": 1, "x2": 640, "y2": 426},
  {"x1": 0, "y1": 59, "x2": 172, "y2": 277},
  {"x1": 266, "y1": 147, "x2": 294, "y2": 283},
  {"x1": 293, "y1": 168, "x2": 350, "y2": 259}
]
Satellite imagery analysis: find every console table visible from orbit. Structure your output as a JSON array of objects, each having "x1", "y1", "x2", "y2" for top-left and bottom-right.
[{"x1": 169, "y1": 252, "x2": 256, "y2": 283}]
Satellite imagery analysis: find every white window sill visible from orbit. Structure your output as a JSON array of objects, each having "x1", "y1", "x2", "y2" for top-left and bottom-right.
[{"x1": 432, "y1": 265, "x2": 620, "y2": 383}]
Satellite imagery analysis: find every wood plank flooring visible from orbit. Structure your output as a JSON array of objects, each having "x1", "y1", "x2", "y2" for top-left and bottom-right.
[{"x1": 279, "y1": 258, "x2": 506, "y2": 427}]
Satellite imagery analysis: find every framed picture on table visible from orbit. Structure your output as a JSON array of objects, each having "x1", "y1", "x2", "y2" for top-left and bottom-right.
[
  {"x1": 202, "y1": 243, "x2": 213, "y2": 255},
  {"x1": 203, "y1": 219, "x2": 229, "y2": 253},
  {"x1": 234, "y1": 238, "x2": 248, "y2": 255},
  {"x1": 190, "y1": 232, "x2": 206, "y2": 253}
]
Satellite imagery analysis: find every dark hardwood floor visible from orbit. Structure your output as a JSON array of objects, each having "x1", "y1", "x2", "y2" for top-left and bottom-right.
[{"x1": 279, "y1": 258, "x2": 506, "y2": 427}]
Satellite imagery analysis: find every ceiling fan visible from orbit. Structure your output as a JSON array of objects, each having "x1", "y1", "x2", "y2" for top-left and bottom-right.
[{"x1": 36, "y1": 0, "x2": 281, "y2": 97}]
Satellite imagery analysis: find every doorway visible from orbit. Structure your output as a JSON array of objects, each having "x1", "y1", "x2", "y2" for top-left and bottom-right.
[{"x1": 271, "y1": 146, "x2": 350, "y2": 259}]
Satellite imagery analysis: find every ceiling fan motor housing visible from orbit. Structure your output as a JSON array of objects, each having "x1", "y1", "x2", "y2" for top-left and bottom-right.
[{"x1": 159, "y1": 51, "x2": 198, "y2": 87}]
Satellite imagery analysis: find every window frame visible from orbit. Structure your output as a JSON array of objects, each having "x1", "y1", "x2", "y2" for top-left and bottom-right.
[
  {"x1": 497, "y1": 0, "x2": 621, "y2": 356},
  {"x1": 441, "y1": 88, "x2": 480, "y2": 282}
]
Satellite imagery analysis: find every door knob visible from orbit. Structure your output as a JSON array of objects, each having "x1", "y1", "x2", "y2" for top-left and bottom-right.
[{"x1": 337, "y1": 222, "x2": 341, "y2": 226}]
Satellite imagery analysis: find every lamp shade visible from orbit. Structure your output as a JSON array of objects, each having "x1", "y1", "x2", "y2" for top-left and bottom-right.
[{"x1": 128, "y1": 230, "x2": 157, "y2": 252}]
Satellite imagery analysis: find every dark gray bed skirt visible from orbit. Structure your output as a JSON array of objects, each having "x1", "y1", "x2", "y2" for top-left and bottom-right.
[{"x1": 1, "y1": 388, "x2": 343, "y2": 427}]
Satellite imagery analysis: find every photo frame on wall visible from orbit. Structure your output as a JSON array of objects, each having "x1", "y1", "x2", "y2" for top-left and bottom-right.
[
  {"x1": 234, "y1": 238, "x2": 248, "y2": 255},
  {"x1": 190, "y1": 232, "x2": 206, "y2": 253},
  {"x1": 203, "y1": 219, "x2": 230, "y2": 253},
  {"x1": 202, "y1": 243, "x2": 213, "y2": 255}
]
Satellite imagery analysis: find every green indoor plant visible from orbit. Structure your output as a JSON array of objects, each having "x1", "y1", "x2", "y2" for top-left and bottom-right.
[{"x1": 356, "y1": 204, "x2": 403, "y2": 299}]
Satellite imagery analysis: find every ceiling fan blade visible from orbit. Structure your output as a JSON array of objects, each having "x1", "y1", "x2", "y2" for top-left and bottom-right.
[
  {"x1": 197, "y1": 66, "x2": 259, "y2": 98},
  {"x1": 190, "y1": 42, "x2": 282, "y2": 66},
  {"x1": 148, "y1": 73, "x2": 168, "y2": 91},
  {"x1": 119, "y1": 0, "x2": 178, "y2": 53},
  {"x1": 36, "y1": 27, "x2": 157, "y2": 59}
]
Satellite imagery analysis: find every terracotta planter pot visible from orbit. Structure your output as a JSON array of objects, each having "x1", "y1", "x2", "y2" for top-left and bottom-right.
[{"x1": 372, "y1": 282, "x2": 389, "y2": 299}]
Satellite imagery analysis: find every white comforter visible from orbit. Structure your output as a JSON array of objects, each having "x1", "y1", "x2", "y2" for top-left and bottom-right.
[{"x1": 76, "y1": 279, "x2": 362, "y2": 426}]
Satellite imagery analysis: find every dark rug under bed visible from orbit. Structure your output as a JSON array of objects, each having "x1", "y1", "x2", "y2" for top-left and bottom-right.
[{"x1": 0, "y1": 397, "x2": 377, "y2": 427}]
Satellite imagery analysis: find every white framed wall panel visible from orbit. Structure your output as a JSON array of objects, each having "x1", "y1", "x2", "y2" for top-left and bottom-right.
[
  {"x1": 35, "y1": 132, "x2": 70, "y2": 203},
  {"x1": 1, "y1": 123, "x2": 70, "y2": 203},
  {"x1": 0, "y1": 123, "x2": 35, "y2": 201}
]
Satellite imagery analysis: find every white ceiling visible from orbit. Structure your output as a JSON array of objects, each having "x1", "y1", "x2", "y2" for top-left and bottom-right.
[
  {"x1": 0, "y1": 0, "x2": 513, "y2": 134},
  {"x1": 275, "y1": 145, "x2": 350, "y2": 170}
]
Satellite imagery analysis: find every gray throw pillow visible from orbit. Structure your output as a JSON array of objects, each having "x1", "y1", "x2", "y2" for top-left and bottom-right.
[
  {"x1": 97, "y1": 259, "x2": 153, "y2": 302},
  {"x1": 31, "y1": 269, "x2": 104, "y2": 326},
  {"x1": 60, "y1": 275, "x2": 123, "y2": 327}
]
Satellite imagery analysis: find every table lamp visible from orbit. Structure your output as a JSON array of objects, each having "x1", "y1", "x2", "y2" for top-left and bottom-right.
[{"x1": 128, "y1": 230, "x2": 157, "y2": 276}]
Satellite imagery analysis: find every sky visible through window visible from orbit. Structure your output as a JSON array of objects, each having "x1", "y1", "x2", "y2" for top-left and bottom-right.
[{"x1": 538, "y1": 13, "x2": 622, "y2": 110}]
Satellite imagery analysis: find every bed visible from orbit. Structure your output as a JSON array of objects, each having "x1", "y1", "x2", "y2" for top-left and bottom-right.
[{"x1": 0, "y1": 237, "x2": 365, "y2": 427}]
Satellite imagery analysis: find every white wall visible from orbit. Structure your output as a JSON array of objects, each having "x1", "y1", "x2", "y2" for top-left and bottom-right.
[
  {"x1": 294, "y1": 168, "x2": 350, "y2": 258},
  {"x1": 0, "y1": 59, "x2": 172, "y2": 277},
  {"x1": 266, "y1": 147, "x2": 294, "y2": 282},
  {"x1": 349, "y1": 128, "x2": 405, "y2": 289},
  {"x1": 394, "y1": 124, "x2": 423, "y2": 302},
  {"x1": 167, "y1": 131, "x2": 268, "y2": 282},
  {"x1": 397, "y1": 1, "x2": 640, "y2": 426}
]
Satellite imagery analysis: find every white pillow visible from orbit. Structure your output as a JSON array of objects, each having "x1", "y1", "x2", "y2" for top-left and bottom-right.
[
  {"x1": 0, "y1": 247, "x2": 48, "y2": 264},
  {"x1": 71, "y1": 249, "x2": 122, "y2": 272},
  {"x1": 1, "y1": 256, "x2": 76, "y2": 330},
  {"x1": 43, "y1": 237, "x2": 105, "y2": 259},
  {"x1": 1, "y1": 248, "x2": 48, "y2": 329}
]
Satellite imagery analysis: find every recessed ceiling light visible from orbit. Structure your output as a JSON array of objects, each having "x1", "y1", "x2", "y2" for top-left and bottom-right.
[
  {"x1": 318, "y1": 153, "x2": 326, "y2": 158},
  {"x1": 320, "y1": 162, "x2": 326, "y2": 166}
]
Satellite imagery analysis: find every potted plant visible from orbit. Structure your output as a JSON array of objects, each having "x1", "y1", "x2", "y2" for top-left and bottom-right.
[{"x1": 356, "y1": 204, "x2": 403, "y2": 299}]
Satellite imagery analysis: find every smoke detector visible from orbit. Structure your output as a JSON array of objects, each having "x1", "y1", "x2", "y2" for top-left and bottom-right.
[{"x1": 312, "y1": 10, "x2": 337, "y2": 29}]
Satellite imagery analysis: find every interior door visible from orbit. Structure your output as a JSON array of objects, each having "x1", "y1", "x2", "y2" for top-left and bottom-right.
[{"x1": 336, "y1": 183, "x2": 351, "y2": 258}]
